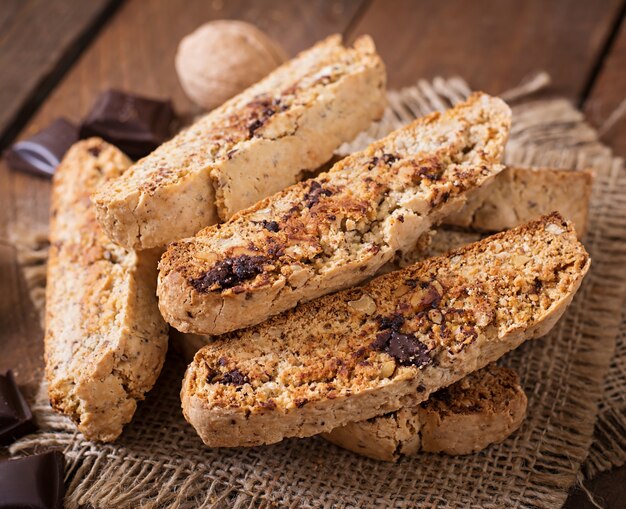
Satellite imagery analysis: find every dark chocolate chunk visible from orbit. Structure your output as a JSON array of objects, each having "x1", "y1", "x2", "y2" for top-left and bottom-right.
[
  {"x1": 386, "y1": 331, "x2": 432, "y2": 367},
  {"x1": 370, "y1": 330, "x2": 391, "y2": 351},
  {"x1": 378, "y1": 313, "x2": 405, "y2": 331},
  {"x1": 247, "y1": 119, "x2": 264, "y2": 137},
  {"x1": 0, "y1": 370, "x2": 37, "y2": 446},
  {"x1": 370, "y1": 329, "x2": 432, "y2": 368},
  {"x1": 531, "y1": 278, "x2": 543, "y2": 294},
  {"x1": 221, "y1": 369, "x2": 249, "y2": 386},
  {"x1": 0, "y1": 450, "x2": 65, "y2": 509},
  {"x1": 260, "y1": 220, "x2": 280, "y2": 232},
  {"x1": 80, "y1": 89, "x2": 176, "y2": 159},
  {"x1": 246, "y1": 96, "x2": 283, "y2": 138},
  {"x1": 416, "y1": 165, "x2": 442, "y2": 181},
  {"x1": 4, "y1": 118, "x2": 79, "y2": 177},
  {"x1": 303, "y1": 180, "x2": 332, "y2": 208},
  {"x1": 190, "y1": 255, "x2": 269, "y2": 292},
  {"x1": 367, "y1": 153, "x2": 397, "y2": 170},
  {"x1": 381, "y1": 153, "x2": 398, "y2": 164}
]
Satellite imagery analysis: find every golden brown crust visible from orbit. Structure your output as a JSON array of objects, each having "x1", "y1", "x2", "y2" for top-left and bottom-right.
[
  {"x1": 163, "y1": 336, "x2": 529, "y2": 461},
  {"x1": 322, "y1": 364, "x2": 527, "y2": 461},
  {"x1": 181, "y1": 213, "x2": 589, "y2": 447},
  {"x1": 158, "y1": 93, "x2": 512, "y2": 335},
  {"x1": 446, "y1": 166, "x2": 593, "y2": 237},
  {"x1": 94, "y1": 35, "x2": 387, "y2": 249},
  {"x1": 45, "y1": 139, "x2": 169, "y2": 442}
]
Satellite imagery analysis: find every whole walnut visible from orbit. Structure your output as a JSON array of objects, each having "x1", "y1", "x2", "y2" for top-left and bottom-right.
[{"x1": 175, "y1": 20, "x2": 288, "y2": 110}]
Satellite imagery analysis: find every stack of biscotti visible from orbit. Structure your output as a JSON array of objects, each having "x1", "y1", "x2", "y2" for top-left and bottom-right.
[
  {"x1": 158, "y1": 92, "x2": 511, "y2": 335},
  {"x1": 169, "y1": 162, "x2": 592, "y2": 460},
  {"x1": 93, "y1": 35, "x2": 387, "y2": 250},
  {"x1": 44, "y1": 30, "x2": 593, "y2": 459},
  {"x1": 45, "y1": 139, "x2": 169, "y2": 442},
  {"x1": 180, "y1": 213, "x2": 589, "y2": 447},
  {"x1": 44, "y1": 35, "x2": 386, "y2": 442},
  {"x1": 152, "y1": 90, "x2": 590, "y2": 457}
]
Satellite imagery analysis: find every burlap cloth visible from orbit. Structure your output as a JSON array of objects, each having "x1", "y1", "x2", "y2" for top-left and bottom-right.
[{"x1": 7, "y1": 76, "x2": 626, "y2": 508}]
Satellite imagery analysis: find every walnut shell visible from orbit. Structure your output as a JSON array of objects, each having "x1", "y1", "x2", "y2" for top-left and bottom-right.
[{"x1": 175, "y1": 20, "x2": 287, "y2": 110}]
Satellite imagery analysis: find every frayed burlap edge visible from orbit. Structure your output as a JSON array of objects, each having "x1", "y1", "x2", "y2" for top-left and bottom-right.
[
  {"x1": 585, "y1": 313, "x2": 626, "y2": 477},
  {"x1": 7, "y1": 76, "x2": 626, "y2": 508}
]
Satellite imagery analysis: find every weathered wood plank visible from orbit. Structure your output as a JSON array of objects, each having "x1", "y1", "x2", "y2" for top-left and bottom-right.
[
  {"x1": 0, "y1": 0, "x2": 120, "y2": 147},
  {"x1": 347, "y1": 0, "x2": 623, "y2": 99},
  {"x1": 16, "y1": 0, "x2": 367, "y2": 133},
  {"x1": 584, "y1": 18, "x2": 626, "y2": 157},
  {"x1": 565, "y1": 464, "x2": 626, "y2": 508},
  {"x1": 0, "y1": 244, "x2": 43, "y2": 399}
]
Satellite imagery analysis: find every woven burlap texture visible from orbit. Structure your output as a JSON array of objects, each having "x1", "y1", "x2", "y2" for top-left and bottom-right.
[{"x1": 8, "y1": 77, "x2": 626, "y2": 508}]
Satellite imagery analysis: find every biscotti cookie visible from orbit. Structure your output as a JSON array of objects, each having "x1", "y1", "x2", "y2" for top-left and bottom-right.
[
  {"x1": 181, "y1": 213, "x2": 589, "y2": 447},
  {"x1": 94, "y1": 35, "x2": 386, "y2": 249},
  {"x1": 323, "y1": 364, "x2": 527, "y2": 461},
  {"x1": 158, "y1": 93, "x2": 511, "y2": 335},
  {"x1": 446, "y1": 167, "x2": 592, "y2": 237},
  {"x1": 45, "y1": 139, "x2": 169, "y2": 442},
  {"x1": 171, "y1": 334, "x2": 526, "y2": 460}
]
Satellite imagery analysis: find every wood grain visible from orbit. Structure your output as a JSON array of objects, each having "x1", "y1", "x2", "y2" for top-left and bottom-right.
[
  {"x1": 0, "y1": 0, "x2": 119, "y2": 147},
  {"x1": 566, "y1": 464, "x2": 626, "y2": 508},
  {"x1": 0, "y1": 244, "x2": 43, "y2": 399},
  {"x1": 584, "y1": 18, "x2": 626, "y2": 157},
  {"x1": 18, "y1": 0, "x2": 367, "y2": 134},
  {"x1": 347, "y1": 0, "x2": 623, "y2": 98}
]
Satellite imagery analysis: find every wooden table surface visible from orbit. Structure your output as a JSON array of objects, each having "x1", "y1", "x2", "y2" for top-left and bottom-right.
[{"x1": 1, "y1": 1, "x2": 625, "y2": 507}]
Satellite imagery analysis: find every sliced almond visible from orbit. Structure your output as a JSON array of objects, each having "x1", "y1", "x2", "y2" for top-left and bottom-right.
[
  {"x1": 287, "y1": 265, "x2": 312, "y2": 288},
  {"x1": 545, "y1": 223, "x2": 565, "y2": 235},
  {"x1": 194, "y1": 251, "x2": 218, "y2": 264},
  {"x1": 428, "y1": 309, "x2": 443, "y2": 324},
  {"x1": 379, "y1": 360, "x2": 396, "y2": 379},
  {"x1": 347, "y1": 293, "x2": 377, "y2": 316}
]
